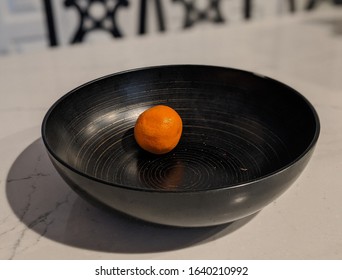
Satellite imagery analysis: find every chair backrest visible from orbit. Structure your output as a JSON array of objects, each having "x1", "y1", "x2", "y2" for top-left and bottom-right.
[
  {"x1": 64, "y1": 0, "x2": 129, "y2": 43},
  {"x1": 172, "y1": 0, "x2": 225, "y2": 28}
]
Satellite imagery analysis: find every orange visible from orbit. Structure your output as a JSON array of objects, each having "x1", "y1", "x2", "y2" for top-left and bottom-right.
[{"x1": 134, "y1": 105, "x2": 183, "y2": 154}]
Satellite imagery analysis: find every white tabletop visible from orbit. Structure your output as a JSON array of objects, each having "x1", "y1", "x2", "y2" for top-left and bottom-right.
[{"x1": 1, "y1": 8, "x2": 341, "y2": 260}]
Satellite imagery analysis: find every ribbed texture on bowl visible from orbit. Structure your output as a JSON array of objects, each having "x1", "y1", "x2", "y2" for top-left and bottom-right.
[{"x1": 42, "y1": 65, "x2": 319, "y2": 226}]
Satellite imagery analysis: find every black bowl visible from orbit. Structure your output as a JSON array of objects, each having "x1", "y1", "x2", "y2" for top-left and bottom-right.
[{"x1": 42, "y1": 65, "x2": 320, "y2": 227}]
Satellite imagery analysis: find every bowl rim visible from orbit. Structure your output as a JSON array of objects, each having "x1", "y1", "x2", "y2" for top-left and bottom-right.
[{"x1": 41, "y1": 64, "x2": 320, "y2": 193}]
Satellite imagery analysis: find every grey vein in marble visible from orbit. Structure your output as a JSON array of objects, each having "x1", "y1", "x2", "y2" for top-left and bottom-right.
[{"x1": 3, "y1": 150, "x2": 74, "y2": 259}]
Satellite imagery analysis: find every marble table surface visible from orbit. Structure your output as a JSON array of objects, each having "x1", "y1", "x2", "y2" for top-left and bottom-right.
[{"x1": 1, "y1": 8, "x2": 342, "y2": 260}]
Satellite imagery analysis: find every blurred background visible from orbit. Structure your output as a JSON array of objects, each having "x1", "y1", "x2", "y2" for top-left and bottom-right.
[{"x1": 1, "y1": 0, "x2": 341, "y2": 56}]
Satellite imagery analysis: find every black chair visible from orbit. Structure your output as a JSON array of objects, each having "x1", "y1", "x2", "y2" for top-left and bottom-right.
[
  {"x1": 43, "y1": 0, "x2": 59, "y2": 46},
  {"x1": 43, "y1": 0, "x2": 166, "y2": 47},
  {"x1": 64, "y1": 0, "x2": 129, "y2": 43},
  {"x1": 138, "y1": 0, "x2": 166, "y2": 34},
  {"x1": 172, "y1": 0, "x2": 225, "y2": 28}
]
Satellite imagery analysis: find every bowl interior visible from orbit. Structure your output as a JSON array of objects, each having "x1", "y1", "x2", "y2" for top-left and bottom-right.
[{"x1": 43, "y1": 65, "x2": 319, "y2": 191}]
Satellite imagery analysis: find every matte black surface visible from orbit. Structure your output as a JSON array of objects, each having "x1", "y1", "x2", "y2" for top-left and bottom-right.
[{"x1": 42, "y1": 65, "x2": 320, "y2": 227}]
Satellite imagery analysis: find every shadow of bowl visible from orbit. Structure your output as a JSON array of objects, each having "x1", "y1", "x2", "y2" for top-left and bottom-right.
[{"x1": 6, "y1": 139, "x2": 257, "y2": 254}]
